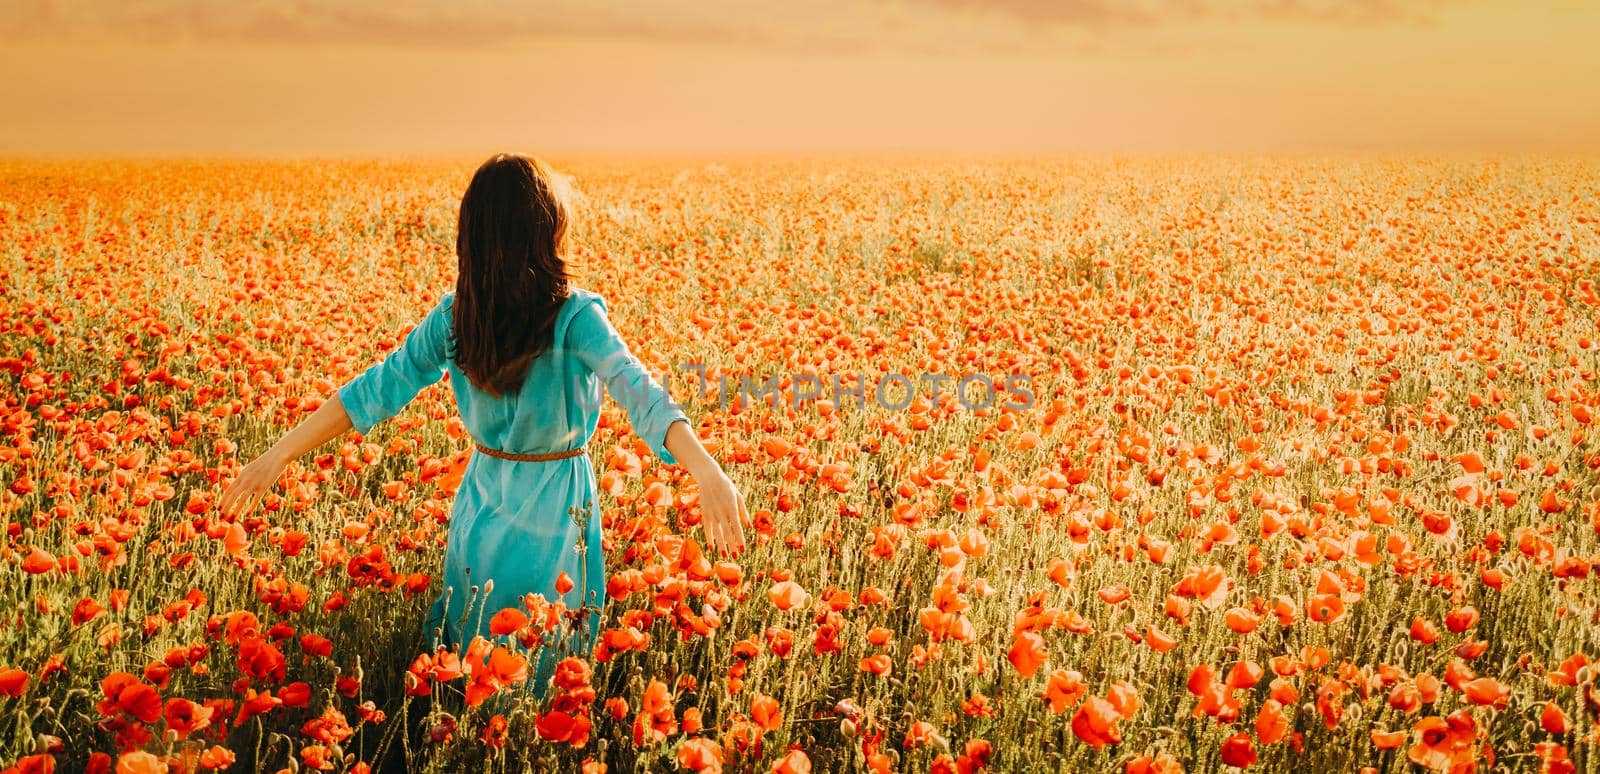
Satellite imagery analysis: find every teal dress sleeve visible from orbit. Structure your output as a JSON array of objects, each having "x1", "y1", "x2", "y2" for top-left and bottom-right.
[
  {"x1": 568, "y1": 294, "x2": 689, "y2": 465},
  {"x1": 337, "y1": 293, "x2": 455, "y2": 435}
]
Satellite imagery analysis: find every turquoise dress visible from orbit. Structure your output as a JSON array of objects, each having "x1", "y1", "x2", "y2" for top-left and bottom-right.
[{"x1": 336, "y1": 286, "x2": 687, "y2": 696}]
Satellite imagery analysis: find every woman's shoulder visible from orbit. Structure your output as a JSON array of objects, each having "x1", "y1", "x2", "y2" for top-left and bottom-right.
[
  {"x1": 563, "y1": 285, "x2": 608, "y2": 316},
  {"x1": 431, "y1": 290, "x2": 458, "y2": 332}
]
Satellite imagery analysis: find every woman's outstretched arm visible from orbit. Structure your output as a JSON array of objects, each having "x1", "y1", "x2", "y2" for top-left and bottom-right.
[
  {"x1": 218, "y1": 393, "x2": 354, "y2": 518},
  {"x1": 665, "y1": 419, "x2": 749, "y2": 558}
]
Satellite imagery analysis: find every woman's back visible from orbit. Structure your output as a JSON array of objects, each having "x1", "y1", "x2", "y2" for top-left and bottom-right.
[{"x1": 340, "y1": 285, "x2": 686, "y2": 471}]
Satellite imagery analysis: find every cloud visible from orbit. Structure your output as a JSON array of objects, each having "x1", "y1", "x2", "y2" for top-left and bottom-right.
[
  {"x1": 920, "y1": 0, "x2": 1461, "y2": 27},
  {"x1": 1, "y1": 0, "x2": 779, "y2": 47},
  {"x1": 0, "y1": 0, "x2": 1467, "y2": 54},
  {"x1": 1, "y1": 0, "x2": 951, "y2": 51}
]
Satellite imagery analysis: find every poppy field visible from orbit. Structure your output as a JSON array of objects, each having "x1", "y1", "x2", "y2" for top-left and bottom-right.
[{"x1": 2, "y1": 155, "x2": 1599, "y2": 773}]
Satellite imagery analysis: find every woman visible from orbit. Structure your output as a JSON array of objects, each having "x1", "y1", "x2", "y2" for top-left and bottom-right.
[{"x1": 217, "y1": 153, "x2": 748, "y2": 695}]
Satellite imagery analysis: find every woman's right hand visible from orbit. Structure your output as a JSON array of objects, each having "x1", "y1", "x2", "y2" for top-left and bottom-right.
[{"x1": 697, "y1": 471, "x2": 749, "y2": 558}]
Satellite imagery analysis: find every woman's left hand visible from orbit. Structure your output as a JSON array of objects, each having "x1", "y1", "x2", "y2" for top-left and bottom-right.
[{"x1": 218, "y1": 452, "x2": 287, "y2": 518}]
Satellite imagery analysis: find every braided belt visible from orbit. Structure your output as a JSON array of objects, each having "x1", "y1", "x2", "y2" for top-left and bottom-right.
[{"x1": 473, "y1": 442, "x2": 587, "y2": 462}]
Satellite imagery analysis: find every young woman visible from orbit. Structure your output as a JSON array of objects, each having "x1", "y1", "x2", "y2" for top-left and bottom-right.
[{"x1": 217, "y1": 153, "x2": 748, "y2": 694}]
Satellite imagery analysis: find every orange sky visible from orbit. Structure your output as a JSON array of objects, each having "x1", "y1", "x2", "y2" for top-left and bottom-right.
[{"x1": 2, "y1": 0, "x2": 1597, "y2": 156}]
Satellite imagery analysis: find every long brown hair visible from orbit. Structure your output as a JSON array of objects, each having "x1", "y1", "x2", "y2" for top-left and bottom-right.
[{"x1": 452, "y1": 153, "x2": 573, "y2": 397}]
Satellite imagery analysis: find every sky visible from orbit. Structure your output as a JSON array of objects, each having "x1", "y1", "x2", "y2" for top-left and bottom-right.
[{"x1": 1, "y1": 0, "x2": 1598, "y2": 156}]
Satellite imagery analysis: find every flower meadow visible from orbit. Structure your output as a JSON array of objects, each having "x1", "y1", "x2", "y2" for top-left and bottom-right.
[{"x1": 1, "y1": 156, "x2": 1599, "y2": 773}]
